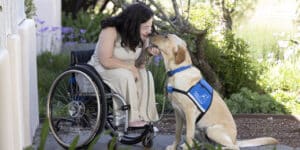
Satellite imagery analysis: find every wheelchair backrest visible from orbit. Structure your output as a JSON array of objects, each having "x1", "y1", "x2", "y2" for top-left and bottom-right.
[
  {"x1": 70, "y1": 49, "x2": 112, "y2": 93},
  {"x1": 70, "y1": 50, "x2": 95, "y2": 66}
]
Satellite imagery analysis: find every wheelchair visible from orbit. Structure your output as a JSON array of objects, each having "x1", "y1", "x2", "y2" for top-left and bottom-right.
[{"x1": 47, "y1": 50, "x2": 156, "y2": 149}]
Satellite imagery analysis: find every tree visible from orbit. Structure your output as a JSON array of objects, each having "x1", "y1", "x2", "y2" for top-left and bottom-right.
[{"x1": 99, "y1": 0, "x2": 258, "y2": 96}]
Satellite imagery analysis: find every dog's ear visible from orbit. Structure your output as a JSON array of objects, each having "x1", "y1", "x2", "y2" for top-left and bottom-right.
[{"x1": 174, "y1": 45, "x2": 186, "y2": 64}]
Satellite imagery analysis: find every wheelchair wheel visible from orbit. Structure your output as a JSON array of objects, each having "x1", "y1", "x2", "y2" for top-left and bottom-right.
[{"x1": 47, "y1": 65, "x2": 107, "y2": 149}]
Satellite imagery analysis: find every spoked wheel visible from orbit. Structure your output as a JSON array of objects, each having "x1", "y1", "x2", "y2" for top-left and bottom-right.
[{"x1": 47, "y1": 65, "x2": 107, "y2": 149}]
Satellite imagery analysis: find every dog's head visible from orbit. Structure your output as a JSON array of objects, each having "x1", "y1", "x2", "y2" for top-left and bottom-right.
[{"x1": 150, "y1": 34, "x2": 192, "y2": 70}]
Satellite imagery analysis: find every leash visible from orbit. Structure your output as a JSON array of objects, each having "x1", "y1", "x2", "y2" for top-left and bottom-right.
[
  {"x1": 145, "y1": 55, "x2": 167, "y2": 123},
  {"x1": 139, "y1": 42, "x2": 168, "y2": 123}
]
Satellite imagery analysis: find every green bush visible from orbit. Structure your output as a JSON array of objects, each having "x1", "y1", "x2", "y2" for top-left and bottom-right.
[
  {"x1": 205, "y1": 31, "x2": 262, "y2": 97},
  {"x1": 37, "y1": 52, "x2": 69, "y2": 118},
  {"x1": 62, "y1": 10, "x2": 108, "y2": 43},
  {"x1": 257, "y1": 60, "x2": 300, "y2": 114},
  {"x1": 225, "y1": 87, "x2": 289, "y2": 114}
]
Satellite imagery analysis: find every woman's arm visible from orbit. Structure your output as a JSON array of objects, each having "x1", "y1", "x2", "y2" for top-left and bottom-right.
[{"x1": 97, "y1": 27, "x2": 140, "y2": 80}]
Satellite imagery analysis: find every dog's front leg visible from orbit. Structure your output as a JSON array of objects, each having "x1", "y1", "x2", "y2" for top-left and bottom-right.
[
  {"x1": 166, "y1": 109, "x2": 183, "y2": 150},
  {"x1": 181, "y1": 111, "x2": 196, "y2": 150}
]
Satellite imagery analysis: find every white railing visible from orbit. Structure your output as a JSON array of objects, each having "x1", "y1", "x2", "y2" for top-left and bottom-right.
[
  {"x1": 0, "y1": 49, "x2": 16, "y2": 150},
  {"x1": 0, "y1": 0, "x2": 39, "y2": 149}
]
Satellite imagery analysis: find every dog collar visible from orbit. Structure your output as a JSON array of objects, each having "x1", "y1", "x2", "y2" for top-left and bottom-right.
[{"x1": 167, "y1": 65, "x2": 192, "y2": 77}]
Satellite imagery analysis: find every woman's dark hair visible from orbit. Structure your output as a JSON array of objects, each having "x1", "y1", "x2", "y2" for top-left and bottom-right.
[{"x1": 101, "y1": 2, "x2": 155, "y2": 51}]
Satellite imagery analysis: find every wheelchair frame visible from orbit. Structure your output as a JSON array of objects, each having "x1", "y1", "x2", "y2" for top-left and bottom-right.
[{"x1": 47, "y1": 50, "x2": 155, "y2": 149}]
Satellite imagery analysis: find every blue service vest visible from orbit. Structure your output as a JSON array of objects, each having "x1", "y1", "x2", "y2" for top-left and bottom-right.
[{"x1": 167, "y1": 79, "x2": 213, "y2": 122}]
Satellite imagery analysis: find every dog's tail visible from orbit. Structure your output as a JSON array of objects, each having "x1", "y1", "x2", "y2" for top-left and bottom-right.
[{"x1": 237, "y1": 137, "x2": 278, "y2": 147}]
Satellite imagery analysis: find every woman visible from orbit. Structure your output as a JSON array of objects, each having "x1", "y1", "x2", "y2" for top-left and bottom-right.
[{"x1": 88, "y1": 2, "x2": 160, "y2": 127}]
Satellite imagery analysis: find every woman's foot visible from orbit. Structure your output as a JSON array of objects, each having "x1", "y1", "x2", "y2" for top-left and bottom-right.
[{"x1": 128, "y1": 120, "x2": 147, "y2": 127}]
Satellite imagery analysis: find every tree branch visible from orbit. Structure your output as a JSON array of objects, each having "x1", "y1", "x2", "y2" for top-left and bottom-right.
[{"x1": 148, "y1": 0, "x2": 178, "y2": 30}]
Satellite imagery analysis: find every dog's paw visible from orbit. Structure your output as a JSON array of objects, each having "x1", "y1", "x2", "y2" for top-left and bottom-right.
[
  {"x1": 166, "y1": 144, "x2": 176, "y2": 150},
  {"x1": 180, "y1": 143, "x2": 190, "y2": 150}
]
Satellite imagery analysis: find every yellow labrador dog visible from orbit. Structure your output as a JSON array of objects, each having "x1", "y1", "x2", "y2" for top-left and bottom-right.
[{"x1": 150, "y1": 34, "x2": 278, "y2": 150}]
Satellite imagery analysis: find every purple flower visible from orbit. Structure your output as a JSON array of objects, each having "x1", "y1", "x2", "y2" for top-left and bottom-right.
[
  {"x1": 38, "y1": 27, "x2": 49, "y2": 32},
  {"x1": 55, "y1": 36, "x2": 62, "y2": 41},
  {"x1": 68, "y1": 33, "x2": 76, "y2": 39},
  {"x1": 154, "y1": 55, "x2": 163, "y2": 66},
  {"x1": 80, "y1": 29, "x2": 87, "y2": 34},
  {"x1": 80, "y1": 38, "x2": 87, "y2": 43},
  {"x1": 35, "y1": 18, "x2": 45, "y2": 24},
  {"x1": 51, "y1": 26, "x2": 60, "y2": 31},
  {"x1": 61, "y1": 27, "x2": 74, "y2": 34}
]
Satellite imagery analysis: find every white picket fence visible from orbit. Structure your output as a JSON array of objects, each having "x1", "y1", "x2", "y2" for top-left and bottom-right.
[{"x1": 0, "y1": 0, "x2": 61, "y2": 149}]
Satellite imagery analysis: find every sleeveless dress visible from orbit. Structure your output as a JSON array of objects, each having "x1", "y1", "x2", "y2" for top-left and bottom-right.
[{"x1": 88, "y1": 35, "x2": 159, "y2": 122}]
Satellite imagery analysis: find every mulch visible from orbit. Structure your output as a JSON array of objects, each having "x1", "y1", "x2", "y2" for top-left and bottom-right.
[{"x1": 154, "y1": 114, "x2": 300, "y2": 148}]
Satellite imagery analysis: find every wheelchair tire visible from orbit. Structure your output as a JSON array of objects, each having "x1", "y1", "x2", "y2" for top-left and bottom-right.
[{"x1": 47, "y1": 65, "x2": 107, "y2": 149}]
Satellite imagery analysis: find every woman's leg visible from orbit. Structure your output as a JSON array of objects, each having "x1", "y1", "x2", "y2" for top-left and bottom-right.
[
  {"x1": 138, "y1": 69, "x2": 159, "y2": 122},
  {"x1": 99, "y1": 68, "x2": 145, "y2": 123}
]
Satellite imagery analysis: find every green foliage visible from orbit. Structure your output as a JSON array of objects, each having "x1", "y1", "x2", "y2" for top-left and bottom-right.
[
  {"x1": 62, "y1": 10, "x2": 108, "y2": 43},
  {"x1": 147, "y1": 57, "x2": 174, "y2": 113},
  {"x1": 189, "y1": 4, "x2": 218, "y2": 30},
  {"x1": 259, "y1": 61, "x2": 300, "y2": 92},
  {"x1": 37, "y1": 52, "x2": 69, "y2": 118},
  {"x1": 226, "y1": 87, "x2": 289, "y2": 114},
  {"x1": 257, "y1": 60, "x2": 300, "y2": 114},
  {"x1": 184, "y1": 139, "x2": 222, "y2": 150},
  {"x1": 147, "y1": 57, "x2": 166, "y2": 95},
  {"x1": 38, "y1": 120, "x2": 49, "y2": 150},
  {"x1": 236, "y1": 25, "x2": 284, "y2": 59},
  {"x1": 234, "y1": 22, "x2": 300, "y2": 114},
  {"x1": 230, "y1": 0, "x2": 258, "y2": 25},
  {"x1": 155, "y1": 94, "x2": 173, "y2": 114},
  {"x1": 69, "y1": 136, "x2": 80, "y2": 150},
  {"x1": 108, "y1": 135, "x2": 117, "y2": 150},
  {"x1": 205, "y1": 31, "x2": 261, "y2": 96},
  {"x1": 87, "y1": 134, "x2": 101, "y2": 150},
  {"x1": 25, "y1": 0, "x2": 36, "y2": 18}
]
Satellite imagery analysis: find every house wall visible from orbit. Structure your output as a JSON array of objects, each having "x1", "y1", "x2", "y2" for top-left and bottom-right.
[{"x1": 35, "y1": 0, "x2": 62, "y2": 54}]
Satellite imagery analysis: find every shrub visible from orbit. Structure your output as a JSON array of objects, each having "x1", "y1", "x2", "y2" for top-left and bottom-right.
[
  {"x1": 37, "y1": 52, "x2": 69, "y2": 118},
  {"x1": 225, "y1": 87, "x2": 290, "y2": 114},
  {"x1": 62, "y1": 10, "x2": 108, "y2": 43},
  {"x1": 205, "y1": 31, "x2": 262, "y2": 97}
]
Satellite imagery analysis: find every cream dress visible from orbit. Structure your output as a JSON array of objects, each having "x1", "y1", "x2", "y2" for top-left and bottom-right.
[{"x1": 88, "y1": 35, "x2": 159, "y2": 122}]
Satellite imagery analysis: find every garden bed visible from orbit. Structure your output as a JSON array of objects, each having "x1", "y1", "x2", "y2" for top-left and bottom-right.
[{"x1": 154, "y1": 114, "x2": 300, "y2": 148}]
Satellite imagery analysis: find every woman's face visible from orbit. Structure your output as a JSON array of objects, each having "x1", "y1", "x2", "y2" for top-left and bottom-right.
[{"x1": 140, "y1": 17, "x2": 153, "y2": 41}]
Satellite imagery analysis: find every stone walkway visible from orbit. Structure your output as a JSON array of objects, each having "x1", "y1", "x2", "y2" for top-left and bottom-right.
[{"x1": 32, "y1": 125, "x2": 299, "y2": 150}]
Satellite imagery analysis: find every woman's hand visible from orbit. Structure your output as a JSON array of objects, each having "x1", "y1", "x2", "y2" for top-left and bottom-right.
[
  {"x1": 128, "y1": 65, "x2": 140, "y2": 81},
  {"x1": 147, "y1": 46, "x2": 160, "y2": 56},
  {"x1": 144, "y1": 38, "x2": 160, "y2": 56}
]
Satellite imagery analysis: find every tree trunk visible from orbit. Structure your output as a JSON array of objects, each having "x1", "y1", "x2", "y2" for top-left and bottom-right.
[{"x1": 190, "y1": 32, "x2": 224, "y2": 95}]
